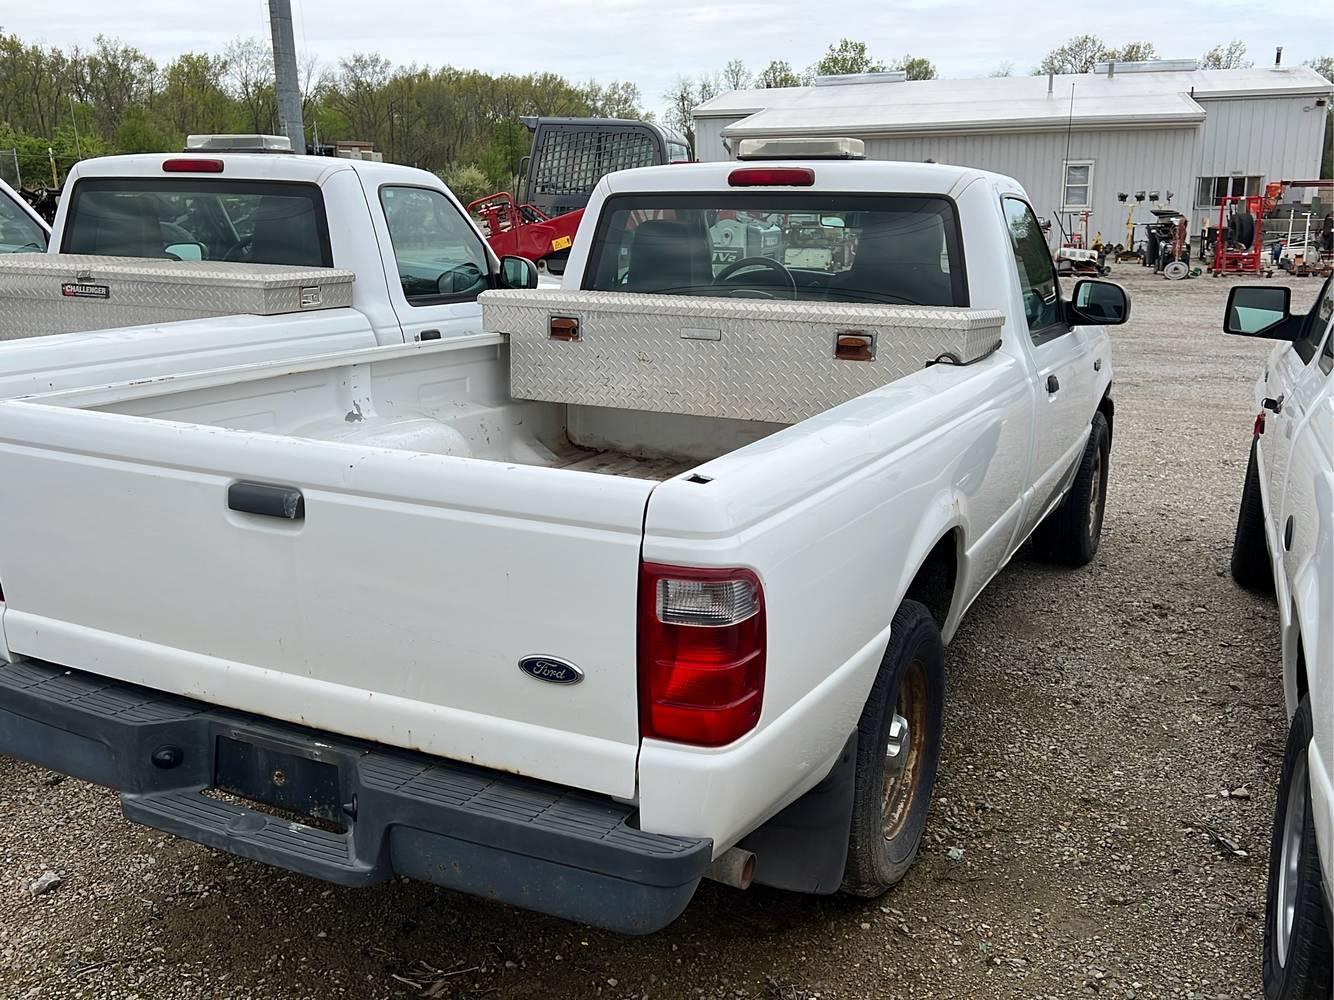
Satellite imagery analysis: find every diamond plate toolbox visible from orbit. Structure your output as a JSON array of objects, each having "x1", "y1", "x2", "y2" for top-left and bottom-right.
[
  {"x1": 0, "y1": 255, "x2": 355, "y2": 341},
  {"x1": 483, "y1": 290, "x2": 1006, "y2": 423}
]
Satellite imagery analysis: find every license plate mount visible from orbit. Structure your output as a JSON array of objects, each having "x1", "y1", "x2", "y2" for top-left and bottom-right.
[{"x1": 213, "y1": 733, "x2": 344, "y2": 828}]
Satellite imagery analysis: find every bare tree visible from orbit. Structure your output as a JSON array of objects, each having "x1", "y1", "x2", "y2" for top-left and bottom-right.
[
  {"x1": 1200, "y1": 41, "x2": 1251, "y2": 70},
  {"x1": 989, "y1": 61, "x2": 1014, "y2": 78},
  {"x1": 755, "y1": 60, "x2": 804, "y2": 88},
  {"x1": 224, "y1": 36, "x2": 275, "y2": 133},
  {"x1": 1034, "y1": 35, "x2": 1108, "y2": 75},
  {"x1": 722, "y1": 58, "x2": 751, "y2": 91},
  {"x1": 1107, "y1": 41, "x2": 1156, "y2": 62}
]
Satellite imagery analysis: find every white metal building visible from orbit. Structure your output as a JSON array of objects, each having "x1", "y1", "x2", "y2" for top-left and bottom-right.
[{"x1": 693, "y1": 62, "x2": 1333, "y2": 246}]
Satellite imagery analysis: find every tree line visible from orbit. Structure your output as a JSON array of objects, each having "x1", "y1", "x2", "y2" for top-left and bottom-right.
[{"x1": 0, "y1": 31, "x2": 645, "y2": 200}]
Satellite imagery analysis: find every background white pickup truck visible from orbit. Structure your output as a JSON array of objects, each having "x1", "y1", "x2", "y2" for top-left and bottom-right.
[
  {"x1": 0, "y1": 176, "x2": 49, "y2": 254},
  {"x1": 0, "y1": 141, "x2": 1128, "y2": 933},
  {"x1": 1226, "y1": 278, "x2": 1334, "y2": 997},
  {"x1": 0, "y1": 136, "x2": 537, "y2": 399}
]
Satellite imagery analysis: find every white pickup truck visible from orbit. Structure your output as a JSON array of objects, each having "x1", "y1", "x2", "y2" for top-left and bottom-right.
[
  {"x1": 0, "y1": 135, "x2": 538, "y2": 399},
  {"x1": 1226, "y1": 278, "x2": 1334, "y2": 997},
  {"x1": 0, "y1": 139, "x2": 1127, "y2": 933},
  {"x1": 0, "y1": 176, "x2": 50, "y2": 254}
]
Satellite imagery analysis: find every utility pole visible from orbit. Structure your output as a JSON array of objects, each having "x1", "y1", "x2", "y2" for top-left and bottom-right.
[{"x1": 268, "y1": 0, "x2": 305, "y2": 153}]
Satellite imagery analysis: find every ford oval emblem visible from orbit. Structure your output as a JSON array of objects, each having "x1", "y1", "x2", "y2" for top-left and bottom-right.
[{"x1": 517, "y1": 655, "x2": 584, "y2": 685}]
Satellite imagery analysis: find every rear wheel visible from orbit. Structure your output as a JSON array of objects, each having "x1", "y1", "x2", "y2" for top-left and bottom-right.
[
  {"x1": 1231, "y1": 439, "x2": 1274, "y2": 592},
  {"x1": 1033, "y1": 412, "x2": 1110, "y2": 566},
  {"x1": 1263, "y1": 697, "x2": 1333, "y2": 999},
  {"x1": 841, "y1": 600, "x2": 945, "y2": 897}
]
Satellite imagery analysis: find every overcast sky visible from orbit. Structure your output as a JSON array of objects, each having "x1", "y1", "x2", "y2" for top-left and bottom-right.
[{"x1": 5, "y1": 0, "x2": 1332, "y2": 118}]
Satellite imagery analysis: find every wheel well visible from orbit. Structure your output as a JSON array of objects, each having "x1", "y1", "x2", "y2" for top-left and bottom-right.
[
  {"x1": 904, "y1": 530, "x2": 959, "y2": 631},
  {"x1": 1098, "y1": 391, "x2": 1115, "y2": 443},
  {"x1": 1296, "y1": 639, "x2": 1309, "y2": 702}
]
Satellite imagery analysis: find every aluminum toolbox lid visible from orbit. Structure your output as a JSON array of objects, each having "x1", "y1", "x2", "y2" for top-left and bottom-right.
[{"x1": 0, "y1": 254, "x2": 355, "y2": 291}]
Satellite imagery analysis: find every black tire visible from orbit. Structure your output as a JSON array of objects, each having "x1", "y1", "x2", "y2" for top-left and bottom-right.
[
  {"x1": 1033, "y1": 411, "x2": 1110, "y2": 566},
  {"x1": 841, "y1": 599, "x2": 945, "y2": 897},
  {"x1": 1232, "y1": 439, "x2": 1275, "y2": 593},
  {"x1": 1263, "y1": 697, "x2": 1334, "y2": 999},
  {"x1": 1234, "y1": 210, "x2": 1256, "y2": 250}
]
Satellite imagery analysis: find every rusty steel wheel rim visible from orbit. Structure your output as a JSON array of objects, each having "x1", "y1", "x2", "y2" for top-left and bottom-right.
[
  {"x1": 1087, "y1": 444, "x2": 1105, "y2": 540},
  {"x1": 882, "y1": 657, "x2": 928, "y2": 840}
]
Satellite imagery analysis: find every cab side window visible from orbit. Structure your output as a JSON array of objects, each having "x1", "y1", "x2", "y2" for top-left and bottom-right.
[
  {"x1": 1297, "y1": 276, "x2": 1333, "y2": 367},
  {"x1": 1002, "y1": 198, "x2": 1064, "y2": 342},
  {"x1": 379, "y1": 186, "x2": 489, "y2": 306}
]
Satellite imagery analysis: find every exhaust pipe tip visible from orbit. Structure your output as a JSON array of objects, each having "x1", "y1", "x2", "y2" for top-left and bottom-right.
[{"x1": 705, "y1": 847, "x2": 756, "y2": 890}]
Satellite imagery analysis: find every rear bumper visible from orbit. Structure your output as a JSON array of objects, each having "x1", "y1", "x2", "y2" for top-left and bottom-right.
[{"x1": 0, "y1": 658, "x2": 710, "y2": 934}]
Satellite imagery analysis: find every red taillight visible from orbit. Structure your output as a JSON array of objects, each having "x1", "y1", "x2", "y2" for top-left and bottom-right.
[
  {"x1": 1254, "y1": 410, "x2": 1266, "y2": 437},
  {"x1": 162, "y1": 158, "x2": 224, "y2": 173},
  {"x1": 728, "y1": 167, "x2": 814, "y2": 187},
  {"x1": 638, "y1": 562, "x2": 766, "y2": 747}
]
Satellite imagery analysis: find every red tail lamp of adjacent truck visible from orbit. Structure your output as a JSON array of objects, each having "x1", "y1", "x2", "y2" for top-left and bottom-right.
[{"x1": 638, "y1": 562, "x2": 766, "y2": 747}]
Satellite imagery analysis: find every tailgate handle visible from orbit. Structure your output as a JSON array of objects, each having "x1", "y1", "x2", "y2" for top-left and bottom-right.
[{"x1": 229, "y1": 482, "x2": 305, "y2": 520}]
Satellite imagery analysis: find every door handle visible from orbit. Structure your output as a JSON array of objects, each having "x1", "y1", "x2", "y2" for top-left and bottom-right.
[
  {"x1": 1047, "y1": 375, "x2": 1061, "y2": 394},
  {"x1": 1262, "y1": 394, "x2": 1284, "y2": 414},
  {"x1": 229, "y1": 482, "x2": 305, "y2": 520}
]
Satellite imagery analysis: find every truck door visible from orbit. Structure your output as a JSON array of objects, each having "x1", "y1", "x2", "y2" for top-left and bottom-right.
[
  {"x1": 1000, "y1": 197, "x2": 1099, "y2": 534},
  {"x1": 371, "y1": 181, "x2": 494, "y2": 342},
  {"x1": 1263, "y1": 276, "x2": 1334, "y2": 516}
]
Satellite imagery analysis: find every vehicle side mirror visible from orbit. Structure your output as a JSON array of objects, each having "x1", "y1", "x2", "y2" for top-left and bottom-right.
[
  {"x1": 1067, "y1": 279, "x2": 1130, "y2": 326},
  {"x1": 1223, "y1": 285, "x2": 1302, "y2": 340},
  {"x1": 499, "y1": 255, "x2": 539, "y2": 290},
  {"x1": 164, "y1": 241, "x2": 206, "y2": 262}
]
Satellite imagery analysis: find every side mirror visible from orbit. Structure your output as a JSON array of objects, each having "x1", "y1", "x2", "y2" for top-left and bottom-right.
[
  {"x1": 499, "y1": 255, "x2": 539, "y2": 290},
  {"x1": 1068, "y1": 279, "x2": 1130, "y2": 326},
  {"x1": 1223, "y1": 285, "x2": 1301, "y2": 340},
  {"x1": 164, "y1": 241, "x2": 206, "y2": 262}
]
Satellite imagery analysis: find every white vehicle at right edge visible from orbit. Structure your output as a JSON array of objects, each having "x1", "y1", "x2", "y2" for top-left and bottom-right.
[{"x1": 1227, "y1": 277, "x2": 1334, "y2": 998}]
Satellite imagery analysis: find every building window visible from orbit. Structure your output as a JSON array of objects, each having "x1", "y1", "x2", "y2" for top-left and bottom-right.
[
  {"x1": 1195, "y1": 175, "x2": 1263, "y2": 208},
  {"x1": 1062, "y1": 161, "x2": 1094, "y2": 212}
]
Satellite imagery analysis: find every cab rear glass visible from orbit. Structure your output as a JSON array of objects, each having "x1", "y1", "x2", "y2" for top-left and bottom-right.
[
  {"x1": 582, "y1": 192, "x2": 967, "y2": 307},
  {"x1": 61, "y1": 178, "x2": 333, "y2": 267}
]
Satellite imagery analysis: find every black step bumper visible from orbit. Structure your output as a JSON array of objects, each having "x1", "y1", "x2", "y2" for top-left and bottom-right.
[{"x1": 0, "y1": 658, "x2": 711, "y2": 934}]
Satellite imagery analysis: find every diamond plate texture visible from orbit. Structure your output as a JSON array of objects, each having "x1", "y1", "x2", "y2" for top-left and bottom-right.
[
  {"x1": 483, "y1": 290, "x2": 1005, "y2": 423},
  {"x1": 0, "y1": 254, "x2": 355, "y2": 341}
]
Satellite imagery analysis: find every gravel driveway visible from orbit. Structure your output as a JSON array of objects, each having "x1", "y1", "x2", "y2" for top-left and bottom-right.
[{"x1": 2, "y1": 267, "x2": 1326, "y2": 1000}]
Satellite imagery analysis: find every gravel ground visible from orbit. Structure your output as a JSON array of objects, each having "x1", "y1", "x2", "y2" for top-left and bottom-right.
[{"x1": 2, "y1": 268, "x2": 1327, "y2": 1000}]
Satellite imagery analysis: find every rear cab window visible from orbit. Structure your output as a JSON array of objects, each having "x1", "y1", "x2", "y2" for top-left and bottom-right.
[
  {"x1": 378, "y1": 185, "x2": 490, "y2": 305},
  {"x1": 582, "y1": 193, "x2": 967, "y2": 307},
  {"x1": 61, "y1": 178, "x2": 331, "y2": 266},
  {"x1": 0, "y1": 192, "x2": 47, "y2": 254}
]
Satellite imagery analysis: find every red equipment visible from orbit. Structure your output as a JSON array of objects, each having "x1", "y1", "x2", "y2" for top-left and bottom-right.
[
  {"x1": 1209, "y1": 195, "x2": 1272, "y2": 277},
  {"x1": 467, "y1": 192, "x2": 583, "y2": 270}
]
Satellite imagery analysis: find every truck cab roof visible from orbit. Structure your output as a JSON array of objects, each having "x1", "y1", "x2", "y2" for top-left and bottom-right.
[
  {"x1": 597, "y1": 158, "x2": 1018, "y2": 198},
  {"x1": 62, "y1": 151, "x2": 444, "y2": 190}
]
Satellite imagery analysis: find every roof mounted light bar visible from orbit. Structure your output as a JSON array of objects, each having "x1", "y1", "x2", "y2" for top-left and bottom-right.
[
  {"x1": 734, "y1": 137, "x2": 865, "y2": 161},
  {"x1": 184, "y1": 134, "x2": 294, "y2": 154},
  {"x1": 814, "y1": 71, "x2": 907, "y2": 87}
]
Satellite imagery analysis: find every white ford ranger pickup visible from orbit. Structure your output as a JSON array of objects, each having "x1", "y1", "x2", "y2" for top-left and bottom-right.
[{"x1": 0, "y1": 139, "x2": 1126, "y2": 933}]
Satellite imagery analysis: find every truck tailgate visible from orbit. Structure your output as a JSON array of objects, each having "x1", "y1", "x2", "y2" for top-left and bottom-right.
[{"x1": 0, "y1": 401, "x2": 652, "y2": 798}]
